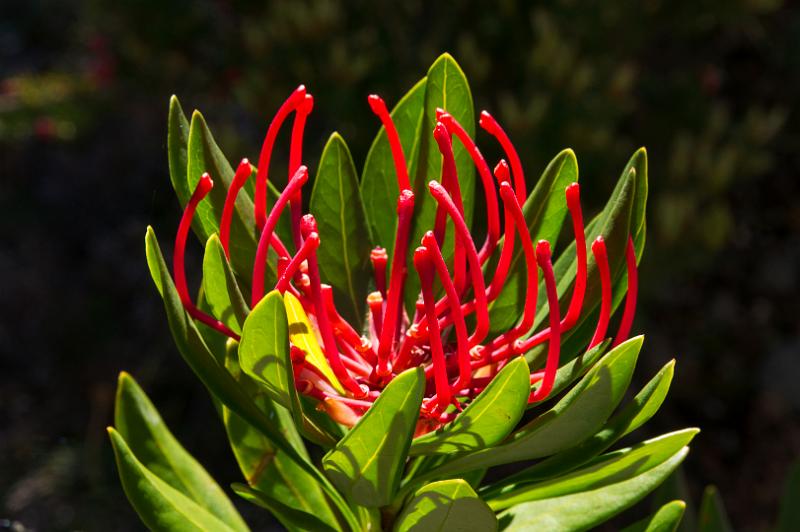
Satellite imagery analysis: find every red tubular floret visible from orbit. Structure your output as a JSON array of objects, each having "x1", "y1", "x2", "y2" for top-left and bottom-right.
[
  {"x1": 612, "y1": 236, "x2": 638, "y2": 347},
  {"x1": 370, "y1": 247, "x2": 388, "y2": 299},
  {"x1": 251, "y1": 165, "x2": 309, "y2": 307},
  {"x1": 254, "y1": 85, "x2": 306, "y2": 231},
  {"x1": 275, "y1": 232, "x2": 319, "y2": 294},
  {"x1": 588, "y1": 236, "x2": 612, "y2": 349},
  {"x1": 300, "y1": 215, "x2": 366, "y2": 397},
  {"x1": 376, "y1": 189, "x2": 415, "y2": 377},
  {"x1": 173, "y1": 173, "x2": 240, "y2": 340},
  {"x1": 486, "y1": 160, "x2": 516, "y2": 301},
  {"x1": 219, "y1": 158, "x2": 252, "y2": 258},
  {"x1": 288, "y1": 94, "x2": 314, "y2": 250},
  {"x1": 413, "y1": 246, "x2": 451, "y2": 413},
  {"x1": 479, "y1": 111, "x2": 526, "y2": 202},
  {"x1": 421, "y1": 231, "x2": 471, "y2": 393},
  {"x1": 528, "y1": 240, "x2": 561, "y2": 403},
  {"x1": 368, "y1": 94, "x2": 410, "y2": 191}
]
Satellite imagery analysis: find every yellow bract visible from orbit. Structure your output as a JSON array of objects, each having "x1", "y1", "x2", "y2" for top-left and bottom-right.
[{"x1": 283, "y1": 292, "x2": 346, "y2": 394}]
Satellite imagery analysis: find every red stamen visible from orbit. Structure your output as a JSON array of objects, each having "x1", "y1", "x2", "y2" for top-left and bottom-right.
[
  {"x1": 173, "y1": 173, "x2": 240, "y2": 340},
  {"x1": 289, "y1": 94, "x2": 314, "y2": 250},
  {"x1": 588, "y1": 236, "x2": 612, "y2": 349},
  {"x1": 376, "y1": 189, "x2": 415, "y2": 377},
  {"x1": 528, "y1": 240, "x2": 561, "y2": 403},
  {"x1": 479, "y1": 111, "x2": 526, "y2": 202},
  {"x1": 254, "y1": 85, "x2": 306, "y2": 231},
  {"x1": 300, "y1": 215, "x2": 366, "y2": 397},
  {"x1": 612, "y1": 236, "x2": 638, "y2": 347},
  {"x1": 251, "y1": 165, "x2": 308, "y2": 307},
  {"x1": 421, "y1": 232, "x2": 471, "y2": 393},
  {"x1": 413, "y1": 246, "x2": 451, "y2": 413},
  {"x1": 438, "y1": 112, "x2": 501, "y2": 263},
  {"x1": 428, "y1": 181, "x2": 489, "y2": 346},
  {"x1": 219, "y1": 158, "x2": 252, "y2": 258},
  {"x1": 368, "y1": 94, "x2": 410, "y2": 191},
  {"x1": 275, "y1": 232, "x2": 319, "y2": 294},
  {"x1": 370, "y1": 247, "x2": 388, "y2": 299}
]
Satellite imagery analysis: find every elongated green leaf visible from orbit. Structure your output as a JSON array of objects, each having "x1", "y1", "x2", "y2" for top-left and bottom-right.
[
  {"x1": 529, "y1": 340, "x2": 609, "y2": 403},
  {"x1": 223, "y1": 342, "x2": 340, "y2": 529},
  {"x1": 394, "y1": 480, "x2": 497, "y2": 532},
  {"x1": 404, "y1": 53, "x2": 476, "y2": 313},
  {"x1": 488, "y1": 149, "x2": 578, "y2": 334},
  {"x1": 410, "y1": 357, "x2": 530, "y2": 455},
  {"x1": 310, "y1": 133, "x2": 371, "y2": 327},
  {"x1": 238, "y1": 291, "x2": 340, "y2": 447},
  {"x1": 168, "y1": 96, "x2": 192, "y2": 207},
  {"x1": 421, "y1": 337, "x2": 642, "y2": 479},
  {"x1": 108, "y1": 428, "x2": 241, "y2": 532},
  {"x1": 361, "y1": 77, "x2": 427, "y2": 256},
  {"x1": 143, "y1": 226, "x2": 360, "y2": 532},
  {"x1": 489, "y1": 429, "x2": 699, "y2": 511},
  {"x1": 203, "y1": 234, "x2": 248, "y2": 334},
  {"x1": 484, "y1": 359, "x2": 675, "y2": 497},
  {"x1": 232, "y1": 483, "x2": 337, "y2": 532},
  {"x1": 497, "y1": 447, "x2": 689, "y2": 531},
  {"x1": 697, "y1": 486, "x2": 733, "y2": 532},
  {"x1": 323, "y1": 367, "x2": 425, "y2": 507},
  {"x1": 114, "y1": 373, "x2": 248, "y2": 531},
  {"x1": 777, "y1": 459, "x2": 800, "y2": 532},
  {"x1": 622, "y1": 500, "x2": 686, "y2": 532}
]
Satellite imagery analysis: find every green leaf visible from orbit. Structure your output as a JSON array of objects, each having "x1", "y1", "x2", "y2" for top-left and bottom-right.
[
  {"x1": 777, "y1": 459, "x2": 800, "y2": 532},
  {"x1": 404, "y1": 53, "x2": 476, "y2": 313},
  {"x1": 393, "y1": 480, "x2": 497, "y2": 532},
  {"x1": 484, "y1": 359, "x2": 675, "y2": 497},
  {"x1": 410, "y1": 357, "x2": 530, "y2": 455},
  {"x1": 114, "y1": 372, "x2": 248, "y2": 531},
  {"x1": 168, "y1": 96, "x2": 192, "y2": 207},
  {"x1": 361, "y1": 77, "x2": 427, "y2": 256},
  {"x1": 622, "y1": 500, "x2": 686, "y2": 532},
  {"x1": 422, "y1": 337, "x2": 643, "y2": 479},
  {"x1": 143, "y1": 226, "x2": 360, "y2": 531},
  {"x1": 488, "y1": 149, "x2": 578, "y2": 334},
  {"x1": 238, "y1": 291, "x2": 340, "y2": 447},
  {"x1": 323, "y1": 367, "x2": 425, "y2": 507},
  {"x1": 488, "y1": 429, "x2": 699, "y2": 511},
  {"x1": 697, "y1": 486, "x2": 733, "y2": 532},
  {"x1": 529, "y1": 339, "x2": 609, "y2": 403},
  {"x1": 203, "y1": 234, "x2": 249, "y2": 334},
  {"x1": 497, "y1": 447, "x2": 689, "y2": 531},
  {"x1": 310, "y1": 133, "x2": 371, "y2": 327},
  {"x1": 232, "y1": 483, "x2": 337, "y2": 532},
  {"x1": 108, "y1": 428, "x2": 242, "y2": 532}
]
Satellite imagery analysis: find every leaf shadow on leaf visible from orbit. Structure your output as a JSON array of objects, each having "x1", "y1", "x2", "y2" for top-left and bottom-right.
[
  {"x1": 399, "y1": 491, "x2": 497, "y2": 531},
  {"x1": 414, "y1": 414, "x2": 488, "y2": 454}
]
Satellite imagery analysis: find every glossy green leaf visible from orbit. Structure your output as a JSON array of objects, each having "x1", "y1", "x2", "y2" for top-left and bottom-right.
[
  {"x1": 361, "y1": 77, "x2": 427, "y2": 256},
  {"x1": 404, "y1": 53, "x2": 476, "y2": 313},
  {"x1": 529, "y1": 339, "x2": 609, "y2": 403},
  {"x1": 488, "y1": 429, "x2": 699, "y2": 511},
  {"x1": 108, "y1": 428, "x2": 242, "y2": 532},
  {"x1": 114, "y1": 372, "x2": 248, "y2": 531},
  {"x1": 232, "y1": 483, "x2": 337, "y2": 532},
  {"x1": 168, "y1": 95, "x2": 192, "y2": 207},
  {"x1": 488, "y1": 149, "x2": 578, "y2": 334},
  {"x1": 497, "y1": 447, "x2": 689, "y2": 531},
  {"x1": 421, "y1": 337, "x2": 642, "y2": 479},
  {"x1": 323, "y1": 367, "x2": 425, "y2": 507},
  {"x1": 393, "y1": 480, "x2": 497, "y2": 532},
  {"x1": 622, "y1": 500, "x2": 686, "y2": 532},
  {"x1": 484, "y1": 359, "x2": 675, "y2": 497},
  {"x1": 223, "y1": 341, "x2": 340, "y2": 529},
  {"x1": 697, "y1": 486, "x2": 733, "y2": 532},
  {"x1": 143, "y1": 226, "x2": 360, "y2": 531},
  {"x1": 410, "y1": 357, "x2": 530, "y2": 455},
  {"x1": 777, "y1": 459, "x2": 800, "y2": 532},
  {"x1": 203, "y1": 234, "x2": 248, "y2": 334},
  {"x1": 310, "y1": 133, "x2": 371, "y2": 327}
]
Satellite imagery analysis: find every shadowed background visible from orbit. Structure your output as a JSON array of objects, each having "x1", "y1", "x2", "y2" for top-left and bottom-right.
[{"x1": 1, "y1": 0, "x2": 799, "y2": 529}]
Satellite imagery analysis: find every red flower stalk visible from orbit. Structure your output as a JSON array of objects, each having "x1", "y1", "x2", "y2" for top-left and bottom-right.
[{"x1": 169, "y1": 89, "x2": 640, "y2": 430}]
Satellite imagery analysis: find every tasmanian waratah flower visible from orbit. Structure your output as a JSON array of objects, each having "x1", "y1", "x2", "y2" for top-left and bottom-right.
[
  {"x1": 113, "y1": 54, "x2": 695, "y2": 532},
  {"x1": 169, "y1": 81, "x2": 638, "y2": 431}
]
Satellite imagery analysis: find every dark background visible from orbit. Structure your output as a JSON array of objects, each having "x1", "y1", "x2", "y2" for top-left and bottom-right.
[{"x1": 2, "y1": 0, "x2": 799, "y2": 530}]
